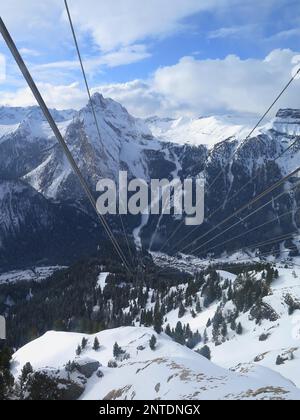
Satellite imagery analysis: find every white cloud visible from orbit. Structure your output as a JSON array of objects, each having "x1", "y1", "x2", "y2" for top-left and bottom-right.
[
  {"x1": 91, "y1": 49, "x2": 300, "y2": 118},
  {"x1": 65, "y1": 0, "x2": 218, "y2": 51},
  {"x1": 34, "y1": 44, "x2": 151, "y2": 73},
  {"x1": 98, "y1": 44, "x2": 151, "y2": 67},
  {"x1": 19, "y1": 48, "x2": 41, "y2": 57},
  {"x1": 151, "y1": 49, "x2": 300, "y2": 117},
  {"x1": 268, "y1": 28, "x2": 300, "y2": 41},
  {"x1": 0, "y1": 0, "x2": 218, "y2": 53},
  {"x1": 1, "y1": 49, "x2": 300, "y2": 118},
  {"x1": 0, "y1": 0, "x2": 64, "y2": 44},
  {"x1": 208, "y1": 25, "x2": 256, "y2": 39},
  {"x1": 0, "y1": 82, "x2": 86, "y2": 110},
  {"x1": 0, "y1": 0, "x2": 289, "y2": 56},
  {"x1": 0, "y1": 0, "x2": 291, "y2": 86},
  {"x1": 92, "y1": 80, "x2": 164, "y2": 117}
]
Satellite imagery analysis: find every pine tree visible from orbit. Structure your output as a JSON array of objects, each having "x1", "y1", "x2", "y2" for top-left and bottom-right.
[
  {"x1": 230, "y1": 319, "x2": 236, "y2": 331},
  {"x1": 174, "y1": 322, "x2": 185, "y2": 345},
  {"x1": 227, "y1": 284, "x2": 233, "y2": 301},
  {"x1": 93, "y1": 337, "x2": 100, "y2": 351},
  {"x1": 196, "y1": 299, "x2": 202, "y2": 313},
  {"x1": 0, "y1": 346, "x2": 14, "y2": 400},
  {"x1": 81, "y1": 337, "x2": 88, "y2": 350},
  {"x1": 153, "y1": 300, "x2": 163, "y2": 334},
  {"x1": 113, "y1": 342, "x2": 124, "y2": 358},
  {"x1": 187, "y1": 330, "x2": 202, "y2": 349},
  {"x1": 20, "y1": 362, "x2": 33, "y2": 385},
  {"x1": 197, "y1": 345, "x2": 211, "y2": 360},
  {"x1": 65, "y1": 361, "x2": 76, "y2": 373},
  {"x1": 178, "y1": 302, "x2": 186, "y2": 318},
  {"x1": 203, "y1": 328, "x2": 208, "y2": 344},
  {"x1": 149, "y1": 335, "x2": 157, "y2": 351},
  {"x1": 221, "y1": 322, "x2": 228, "y2": 338},
  {"x1": 76, "y1": 345, "x2": 82, "y2": 356},
  {"x1": 236, "y1": 322, "x2": 243, "y2": 335},
  {"x1": 165, "y1": 324, "x2": 172, "y2": 337}
]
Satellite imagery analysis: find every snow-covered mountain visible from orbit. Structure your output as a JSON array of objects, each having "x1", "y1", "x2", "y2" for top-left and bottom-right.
[
  {"x1": 2, "y1": 94, "x2": 298, "y2": 202},
  {"x1": 0, "y1": 94, "x2": 299, "y2": 266},
  {"x1": 145, "y1": 110, "x2": 300, "y2": 148},
  {"x1": 0, "y1": 95, "x2": 158, "y2": 200},
  {"x1": 145, "y1": 114, "x2": 256, "y2": 147},
  {"x1": 11, "y1": 326, "x2": 300, "y2": 400}
]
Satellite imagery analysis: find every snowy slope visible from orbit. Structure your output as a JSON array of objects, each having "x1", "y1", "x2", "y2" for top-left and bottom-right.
[
  {"x1": 210, "y1": 266, "x2": 300, "y2": 389},
  {"x1": 150, "y1": 256, "x2": 300, "y2": 391},
  {"x1": 145, "y1": 110, "x2": 300, "y2": 148},
  {"x1": 11, "y1": 326, "x2": 300, "y2": 400},
  {"x1": 145, "y1": 115, "x2": 258, "y2": 147},
  {"x1": 0, "y1": 106, "x2": 76, "y2": 144}
]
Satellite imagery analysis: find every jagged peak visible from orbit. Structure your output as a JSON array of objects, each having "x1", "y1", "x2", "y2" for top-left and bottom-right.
[{"x1": 89, "y1": 92, "x2": 123, "y2": 111}]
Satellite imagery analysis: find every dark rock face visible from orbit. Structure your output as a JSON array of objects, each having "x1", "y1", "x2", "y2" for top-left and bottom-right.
[
  {"x1": 75, "y1": 359, "x2": 100, "y2": 379},
  {"x1": 276, "y1": 108, "x2": 300, "y2": 119}
]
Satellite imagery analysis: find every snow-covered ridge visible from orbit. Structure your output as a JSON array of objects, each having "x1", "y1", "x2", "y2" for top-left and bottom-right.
[
  {"x1": 0, "y1": 106, "x2": 77, "y2": 143},
  {"x1": 146, "y1": 108, "x2": 300, "y2": 148},
  {"x1": 145, "y1": 114, "x2": 258, "y2": 147},
  {"x1": 12, "y1": 326, "x2": 300, "y2": 400}
]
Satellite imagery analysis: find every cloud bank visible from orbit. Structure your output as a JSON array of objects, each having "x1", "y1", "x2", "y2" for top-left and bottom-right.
[
  {"x1": 1, "y1": 49, "x2": 299, "y2": 119},
  {"x1": 96, "y1": 49, "x2": 300, "y2": 118}
]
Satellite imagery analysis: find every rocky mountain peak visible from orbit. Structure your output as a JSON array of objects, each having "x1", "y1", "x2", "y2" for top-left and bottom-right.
[{"x1": 275, "y1": 108, "x2": 300, "y2": 120}]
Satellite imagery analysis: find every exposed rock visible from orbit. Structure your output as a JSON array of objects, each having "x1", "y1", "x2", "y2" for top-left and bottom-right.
[{"x1": 75, "y1": 358, "x2": 100, "y2": 378}]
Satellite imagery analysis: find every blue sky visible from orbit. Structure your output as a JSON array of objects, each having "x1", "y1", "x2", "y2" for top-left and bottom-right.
[{"x1": 0, "y1": 0, "x2": 299, "y2": 117}]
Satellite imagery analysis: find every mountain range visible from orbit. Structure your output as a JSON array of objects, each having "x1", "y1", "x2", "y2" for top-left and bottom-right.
[{"x1": 0, "y1": 94, "x2": 299, "y2": 270}]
